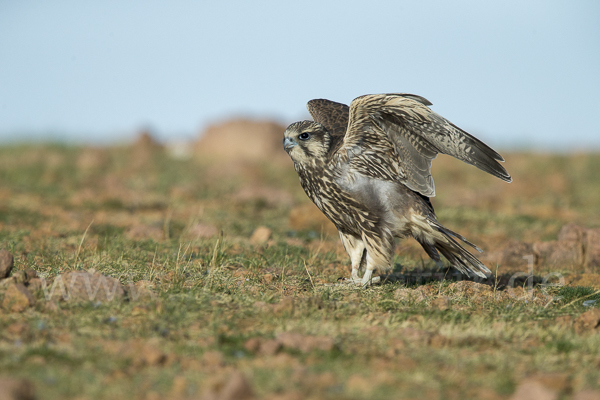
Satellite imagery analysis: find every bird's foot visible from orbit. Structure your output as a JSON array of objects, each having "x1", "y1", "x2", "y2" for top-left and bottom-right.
[{"x1": 336, "y1": 275, "x2": 381, "y2": 287}]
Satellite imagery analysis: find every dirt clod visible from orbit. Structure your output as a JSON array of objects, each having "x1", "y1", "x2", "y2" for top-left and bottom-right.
[
  {"x1": 49, "y1": 271, "x2": 126, "y2": 303},
  {"x1": 250, "y1": 226, "x2": 272, "y2": 244},
  {"x1": 0, "y1": 250, "x2": 14, "y2": 279},
  {"x1": 0, "y1": 376, "x2": 36, "y2": 400},
  {"x1": 573, "y1": 308, "x2": 600, "y2": 334},
  {"x1": 1, "y1": 283, "x2": 36, "y2": 312},
  {"x1": 510, "y1": 380, "x2": 558, "y2": 400}
]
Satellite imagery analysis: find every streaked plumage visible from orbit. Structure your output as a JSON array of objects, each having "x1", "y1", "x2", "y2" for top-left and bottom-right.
[{"x1": 283, "y1": 93, "x2": 511, "y2": 286}]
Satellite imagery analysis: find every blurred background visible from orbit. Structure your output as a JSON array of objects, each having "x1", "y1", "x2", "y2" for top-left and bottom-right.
[{"x1": 1, "y1": 0, "x2": 599, "y2": 150}]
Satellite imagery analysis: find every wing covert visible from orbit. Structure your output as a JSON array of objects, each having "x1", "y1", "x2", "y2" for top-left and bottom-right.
[{"x1": 339, "y1": 93, "x2": 511, "y2": 197}]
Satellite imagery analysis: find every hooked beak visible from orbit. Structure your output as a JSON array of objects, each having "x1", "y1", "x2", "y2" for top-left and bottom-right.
[{"x1": 283, "y1": 137, "x2": 297, "y2": 152}]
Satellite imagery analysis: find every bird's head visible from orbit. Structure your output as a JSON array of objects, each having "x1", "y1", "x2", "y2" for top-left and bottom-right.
[{"x1": 283, "y1": 121, "x2": 331, "y2": 164}]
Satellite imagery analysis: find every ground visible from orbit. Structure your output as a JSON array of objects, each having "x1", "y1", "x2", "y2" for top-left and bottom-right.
[{"x1": 0, "y1": 139, "x2": 599, "y2": 400}]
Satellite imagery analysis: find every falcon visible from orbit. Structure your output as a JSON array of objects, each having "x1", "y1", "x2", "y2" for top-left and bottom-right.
[{"x1": 283, "y1": 93, "x2": 511, "y2": 287}]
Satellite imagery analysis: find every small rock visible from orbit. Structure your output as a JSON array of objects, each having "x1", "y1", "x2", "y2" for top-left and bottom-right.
[
  {"x1": 50, "y1": 271, "x2": 126, "y2": 303},
  {"x1": 510, "y1": 380, "x2": 558, "y2": 400},
  {"x1": 584, "y1": 228, "x2": 600, "y2": 272},
  {"x1": 1, "y1": 283, "x2": 36, "y2": 312},
  {"x1": 259, "y1": 339, "x2": 282, "y2": 356},
  {"x1": 528, "y1": 373, "x2": 571, "y2": 393},
  {"x1": 219, "y1": 371, "x2": 254, "y2": 400},
  {"x1": 534, "y1": 240, "x2": 583, "y2": 270},
  {"x1": 24, "y1": 269, "x2": 38, "y2": 281},
  {"x1": 573, "y1": 389, "x2": 600, "y2": 400},
  {"x1": 250, "y1": 226, "x2": 272, "y2": 245},
  {"x1": 483, "y1": 241, "x2": 534, "y2": 268},
  {"x1": 243, "y1": 337, "x2": 261, "y2": 353},
  {"x1": 11, "y1": 270, "x2": 27, "y2": 284},
  {"x1": 26, "y1": 279, "x2": 43, "y2": 295},
  {"x1": 0, "y1": 250, "x2": 14, "y2": 279},
  {"x1": 573, "y1": 308, "x2": 600, "y2": 334},
  {"x1": 0, "y1": 376, "x2": 36, "y2": 400},
  {"x1": 0, "y1": 276, "x2": 15, "y2": 289},
  {"x1": 558, "y1": 223, "x2": 586, "y2": 243},
  {"x1": 262, "y1": 273, "x2": 276, "y2": 283}
]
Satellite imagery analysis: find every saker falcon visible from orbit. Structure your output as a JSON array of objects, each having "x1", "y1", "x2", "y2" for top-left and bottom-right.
[{"x1": 283, "y1": 93, "x2": 511, "y2": 287}]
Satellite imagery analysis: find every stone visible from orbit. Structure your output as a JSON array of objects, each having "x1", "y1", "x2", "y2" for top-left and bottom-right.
[
  {"x1": 558, "y1": 223, "x2": 586, "y2": 243},
  {"x1": 534, "y1": 240, "x2": 583, "y2": 269},
  {"x1": 572, "y1": 390, "x2": 600, "y2": 400},
  {"x1": 49, "y1": 271, "x2": 126, "y2": 303},
  {"x1": 195, "y1": 118, "x2": 288, "y2": 165},
  {"x1": 1, "y1": 283, "x2": 35, "y2": 312},
  {"x1": 0, "y1": 377, "x2": 36, "y2": 400},
  {"x1": 584, "y1": 228, "x2": 600, "y2": 272},
  {"x1": 483, "y1": 241, "x2": 534, "y2": 268},
  {"x1": 258, "y1": 339, "x2": 282, "y2": 356},
  {"x1": 250, "y1": 226, "x2": 271, "y2": 245},
  {"x1": 26, "y1": 279, "x2": 43, "y2": 295},
  {"x1": 510, "y1": 380, "x2": 558, "y2": 400},
  {"x1": 220, "y1": 371, "x2": 254, "y2": 400},
  {"x1": 0, "y1": 249, "x2": 14, "y2": 279},
  {"x1": 573, "y1": 308, "x2": 600, "y2": 334},
  {"x1": 24, "y1": 269, "x2": 38, "y2": 281}
]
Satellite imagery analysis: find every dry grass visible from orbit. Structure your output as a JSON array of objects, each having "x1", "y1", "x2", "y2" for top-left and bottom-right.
[{"x1": 0, "y1": 142, "x2": 599, "y2": 399}]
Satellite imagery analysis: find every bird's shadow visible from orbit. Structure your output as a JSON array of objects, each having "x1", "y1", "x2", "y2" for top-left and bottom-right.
[{"x1": 379, "y1": 264, "x2": 550, "y2": 292}]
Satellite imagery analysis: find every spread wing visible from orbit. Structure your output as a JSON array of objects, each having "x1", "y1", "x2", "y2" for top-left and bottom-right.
[
  {"x1": 307, "y1": 99, "x2": 350, "y2": 138},
  {"x1": 338, "y1": 93, "x2": 511, "y2": 197}
]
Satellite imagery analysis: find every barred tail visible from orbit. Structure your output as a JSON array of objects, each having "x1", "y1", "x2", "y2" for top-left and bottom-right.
[{"x1": 415, "y1": 218, "x2": 491, "y2": 279}]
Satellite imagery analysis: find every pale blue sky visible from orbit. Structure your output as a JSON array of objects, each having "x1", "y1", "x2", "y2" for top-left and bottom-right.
[{"x1": 0, "y1": 1, "x2": 599, "y2": 150}]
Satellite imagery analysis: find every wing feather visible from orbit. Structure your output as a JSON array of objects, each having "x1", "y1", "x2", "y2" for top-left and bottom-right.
[
  {"x1": 339, "y1": 94, "x2": 511, "y2": 197},
  {"x1": 307, "y1": 99, "x2": 350, "y2": 138}
]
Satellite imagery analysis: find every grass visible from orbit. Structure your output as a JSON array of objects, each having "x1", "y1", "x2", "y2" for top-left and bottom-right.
[{"x1": 0, "y1": 142, "x2": 599, "y2": 399}]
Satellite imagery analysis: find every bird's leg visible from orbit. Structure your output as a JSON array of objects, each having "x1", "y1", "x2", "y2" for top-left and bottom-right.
[
  {"x1": 360, "y1": 265, "x2": 380, "y2": 287},
  {"x1": 347, "y1": 249, "x2": 366, "y2": 285},
  {"x1": 339, "y1": 232, "x2": 365, "y2": 285},
  {"x1": 359, "y1": 232, "x2": 393, "y2": 287}
]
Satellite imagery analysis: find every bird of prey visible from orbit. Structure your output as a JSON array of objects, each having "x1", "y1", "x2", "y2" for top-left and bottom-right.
[{"x1": 283, "y1": 93, "x2": 511, "y2": 287}]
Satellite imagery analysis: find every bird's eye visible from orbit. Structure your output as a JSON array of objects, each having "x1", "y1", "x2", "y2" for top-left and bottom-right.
[{"x1": 299, "y1": 132, "x2": 310, "y2": 141}]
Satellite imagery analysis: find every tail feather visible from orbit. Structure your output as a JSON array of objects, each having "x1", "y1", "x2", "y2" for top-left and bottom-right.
[{"x1": 418, "y1": 219, "x2": 491, "y2": 278}]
